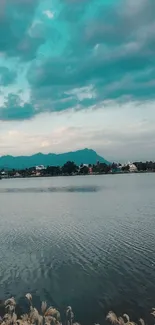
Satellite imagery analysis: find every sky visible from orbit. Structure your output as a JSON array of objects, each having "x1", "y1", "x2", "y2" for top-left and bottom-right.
[{"x1": 0, "y1": 0, "x2": 155, "y2": 162}]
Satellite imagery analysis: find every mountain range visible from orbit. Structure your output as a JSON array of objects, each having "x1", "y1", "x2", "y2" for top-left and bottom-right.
[{"x1": 0, "y1": 149, "x2": 110, "y2": 170}]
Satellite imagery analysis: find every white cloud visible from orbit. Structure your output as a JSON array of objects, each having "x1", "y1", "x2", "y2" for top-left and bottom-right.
[
  {"x1": 43, "y1": 10, "x2": 54, "y2": 19},
  {"x1": 8, "y1": 130, "x2": 20, "y2": 137},
  {"x1": 66, "y1": 85, "x2": 96, "y2": 101},
  {"x1": 28, "y1": 19, "x2": 43, "y2": 37},
  {"x1": 0, "y1": 100, "x2": 155, "y2": 162},
  {"x1": 41, "y1": 140, "x2": 50, "y2": 148}
]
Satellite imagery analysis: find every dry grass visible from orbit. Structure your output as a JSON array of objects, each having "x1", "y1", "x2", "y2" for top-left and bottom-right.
[
  {"x1": 106, "y1": 311, "x2": 119, "y2": 324},
  {"x1": 0, "y1": 295, "x2": 154, "y2": 325},
  {"x1": 106, "y1": 311, "x2": 149, "y2": 325},
  {"x1": 0, "y1": 294, "x2": 74, "y2": 325}
]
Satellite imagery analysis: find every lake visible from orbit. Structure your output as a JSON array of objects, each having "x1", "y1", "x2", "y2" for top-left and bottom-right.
[{"x1": 0, "y1": 174, "x2": 155, "y2": 324}]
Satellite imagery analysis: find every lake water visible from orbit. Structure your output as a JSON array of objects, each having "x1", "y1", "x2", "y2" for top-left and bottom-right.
[{"x1": 0, "y1": 174, "x2": 155, "y2": 324}]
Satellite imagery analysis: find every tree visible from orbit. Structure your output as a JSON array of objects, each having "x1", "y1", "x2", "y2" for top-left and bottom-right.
[
  {"x1": 79, "y1": 165, "x2": 89, "y2": 175},
  {"x1": 62, "y1": 161, "x2": 78, "y2": 175},
  {"x1": 46, "y1": 166, "x2": 61, "y2": 176},
  {"x1": 122, "y1": 165, "x2": 129, "y2": 172},
  {"x1": 134, "y1": 162, "x2": 147, "y2": 171}
]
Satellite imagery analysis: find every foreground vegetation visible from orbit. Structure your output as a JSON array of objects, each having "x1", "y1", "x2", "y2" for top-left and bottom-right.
[{"x1": 1, "y1": 294, "x2": 155, "y2": 325}]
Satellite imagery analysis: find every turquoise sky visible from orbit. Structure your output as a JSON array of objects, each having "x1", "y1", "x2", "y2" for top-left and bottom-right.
[{"x1": 0, "y1": 0, "x2": 155, "y2": 161}]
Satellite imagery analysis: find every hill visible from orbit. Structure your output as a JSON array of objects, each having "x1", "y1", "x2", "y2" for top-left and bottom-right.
[{"x1": 0, "y1": 149, "x2": 110, "y2": 170}]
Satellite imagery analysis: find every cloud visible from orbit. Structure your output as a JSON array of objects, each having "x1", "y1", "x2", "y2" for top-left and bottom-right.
[
  {"x1": 1, "y1": 0, "x2": 155, "y2": 120},
  {"x1": 0, "y1": 93, "x2": 36, "y2": 120},
  {"x1": 26, "y1": 0, "x2": 155, "y2": 117},
  {"x1": 0, "y1": 104, "x2": 155, "y2": 161},
  {"x1": 0, "y1": 67, "x2": 17, "y2": 86},
  {"x1": 43, "y1": 10, "x2": 54, "y2": 19},
  {"x1": 0, "y1": 0, "x2": 45, "y2": 60}
]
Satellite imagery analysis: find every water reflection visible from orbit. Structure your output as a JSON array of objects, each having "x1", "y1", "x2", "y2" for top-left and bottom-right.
[{"x1": 0, "y1": 185, "x2": 101, "y2": 193}]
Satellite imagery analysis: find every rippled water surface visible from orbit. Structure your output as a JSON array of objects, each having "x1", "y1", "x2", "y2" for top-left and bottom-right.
[{"x1": 0, "y1": 174, "x2": 155, "y2": 324}]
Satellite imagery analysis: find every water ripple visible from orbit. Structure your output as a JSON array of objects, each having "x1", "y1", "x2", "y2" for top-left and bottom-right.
[{"x1": 0, "y1": 175, "x2": 155, "y2": 325}]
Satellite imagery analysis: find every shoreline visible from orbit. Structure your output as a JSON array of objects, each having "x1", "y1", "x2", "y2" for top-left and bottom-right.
[{"x1": 0, "y1": 170, "x2": 155, "y2": 180}]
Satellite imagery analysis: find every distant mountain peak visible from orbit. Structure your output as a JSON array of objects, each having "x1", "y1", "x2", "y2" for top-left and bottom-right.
[{"x1": 0, "y1": 149, "x2": 110, "y2": 170}]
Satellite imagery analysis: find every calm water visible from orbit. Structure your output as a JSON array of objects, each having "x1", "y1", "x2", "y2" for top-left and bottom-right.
[{"x1": 0, "y1": 174, "x2": 155, "y2": 324}]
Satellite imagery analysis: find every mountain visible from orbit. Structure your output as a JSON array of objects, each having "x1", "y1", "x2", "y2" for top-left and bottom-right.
[{"x1": 0, "y1": 149, "x2": 110, "y2": 170}]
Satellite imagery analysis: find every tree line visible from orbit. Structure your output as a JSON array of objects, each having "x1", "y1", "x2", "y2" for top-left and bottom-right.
[
  {"x1": 133, "y1": 161, "x2": 155, "y2": 171},
  {"x1": 1, "y1": 160, "x2": 155, "y2": 178},
  {"x1": 0, "y1": 161, "x2": 112, "y2": 177}
]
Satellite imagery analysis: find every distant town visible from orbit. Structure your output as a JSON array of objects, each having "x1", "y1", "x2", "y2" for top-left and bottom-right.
[{"x1": 0, "y1": 160, "x2": 155, "y2": 179}]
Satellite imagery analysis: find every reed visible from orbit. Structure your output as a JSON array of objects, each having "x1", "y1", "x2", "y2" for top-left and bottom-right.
[
  {"x1": 0, "y1": 294, "x2": 154, "y2": 325},
  {"x1": 106, "y1": 311, "x2": 147, "y2": 325}
]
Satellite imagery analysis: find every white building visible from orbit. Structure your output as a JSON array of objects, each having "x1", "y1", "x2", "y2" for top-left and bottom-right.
[
  {"x1": 35, "y1": 165, "x2": 46, "y2": 171},
  {"x1": 120, "y1": 162, "x2": 138, "y2": 172},
  {"x1": 128, "y1": 162, "x2": 138, "y2": 172}
]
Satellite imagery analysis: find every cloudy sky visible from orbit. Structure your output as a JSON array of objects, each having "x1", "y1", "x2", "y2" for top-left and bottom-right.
[{"x1": 0, "y1": 0, "x2": 155, "y2": 162}]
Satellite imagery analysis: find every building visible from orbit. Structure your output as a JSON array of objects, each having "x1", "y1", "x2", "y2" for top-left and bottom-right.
[
  {"x1": 120, "y1": 162, "x2": 138, "y2": 173},
  {"x1": 35, "y1": 165, "x2": 46, "y2": 171},
  {"x1": 128, "y1": 163, "x2": 137, "y2": 173}
]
